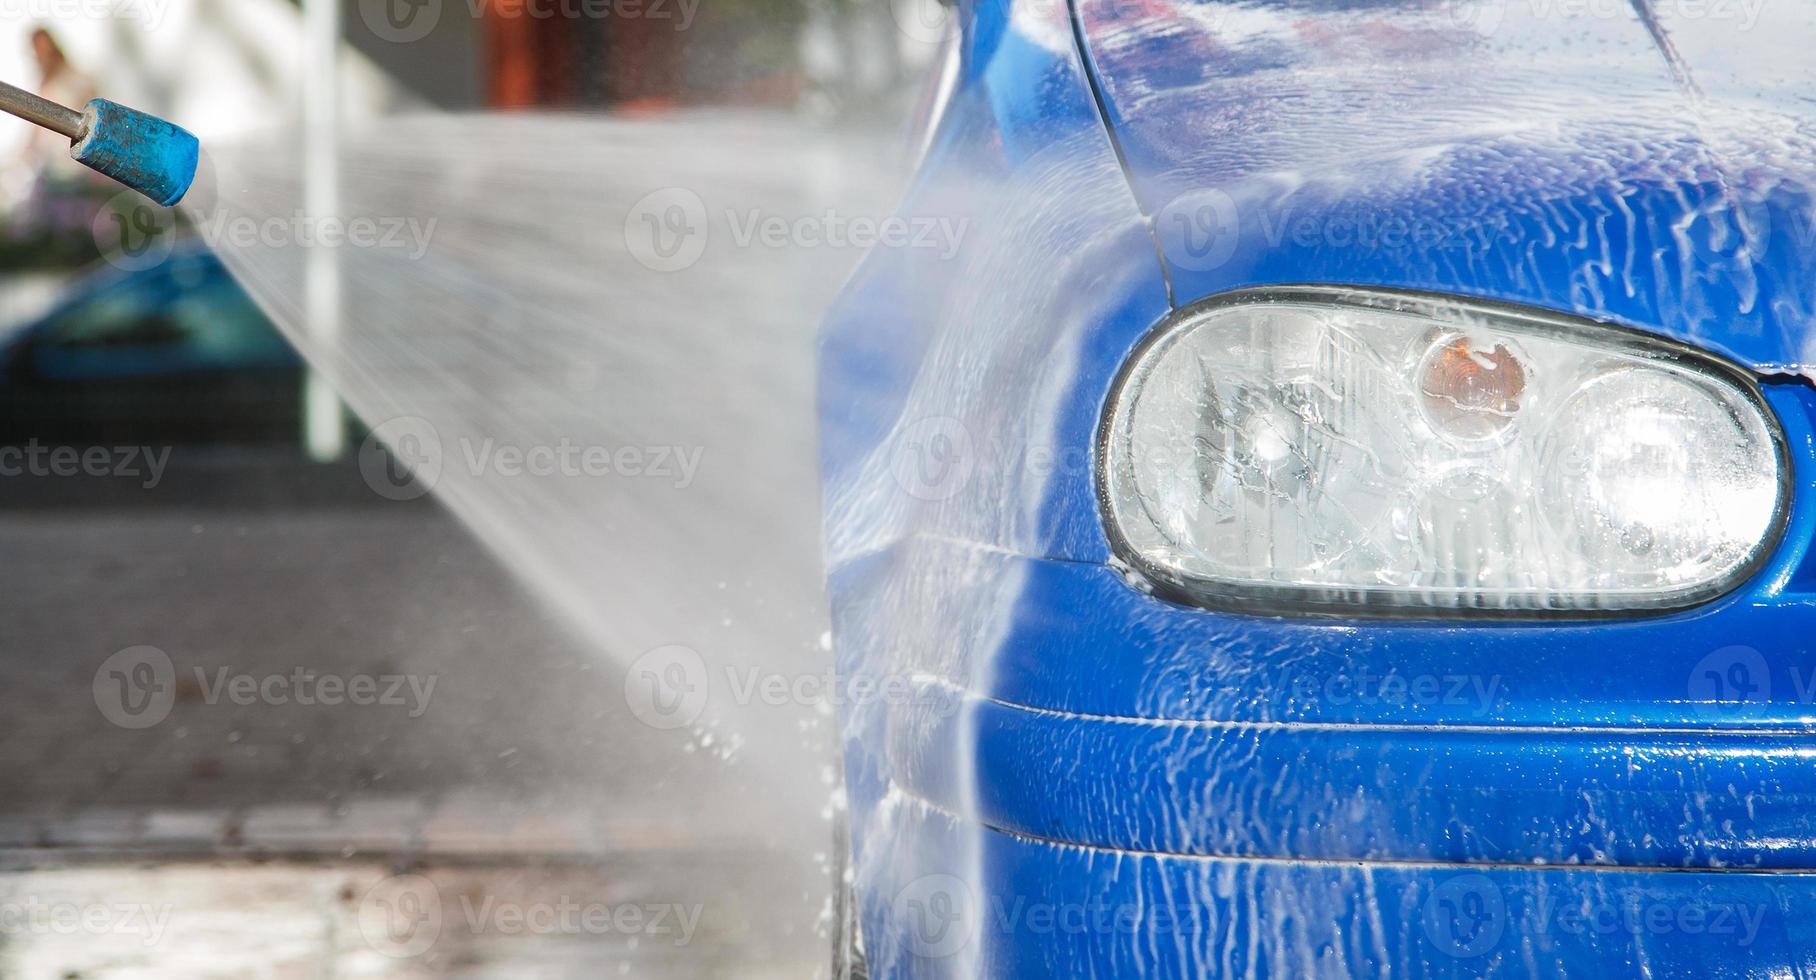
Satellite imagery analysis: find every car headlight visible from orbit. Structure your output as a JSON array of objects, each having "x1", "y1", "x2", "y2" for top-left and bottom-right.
[{"x1": 1099, "y1": 287, "x2": 1789, "y2": 615}]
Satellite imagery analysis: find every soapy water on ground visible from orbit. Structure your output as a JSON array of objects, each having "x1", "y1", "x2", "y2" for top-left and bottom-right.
[{"x1": 166, "y1": 111, "x2": 917, "y2": 975}]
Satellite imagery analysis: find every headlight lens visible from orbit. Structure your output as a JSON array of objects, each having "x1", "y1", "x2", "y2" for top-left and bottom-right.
[{"x1": 1100, "y1": 288, "x2": 1788, "y2": 615}]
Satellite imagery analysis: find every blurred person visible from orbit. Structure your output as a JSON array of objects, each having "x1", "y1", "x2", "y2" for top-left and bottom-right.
[
  {"x1": 6, "y1": 27, "x2": 101, "y2": 248},
  {"x1": 28, "y1": 28, "x2": 94, "y2": 129}
]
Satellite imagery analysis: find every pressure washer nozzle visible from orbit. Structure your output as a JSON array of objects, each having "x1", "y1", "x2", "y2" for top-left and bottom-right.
[
  {"x1": 71, "y1": 99, "x2": 200, "y2": 208},
  {"x1": 0, "y1": 80, "x2": 199, "y2": 208}
]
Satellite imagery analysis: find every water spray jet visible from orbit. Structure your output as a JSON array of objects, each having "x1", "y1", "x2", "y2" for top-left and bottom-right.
[{"x1": 0, "y1": 79, "x2": 199, "y2": 207}]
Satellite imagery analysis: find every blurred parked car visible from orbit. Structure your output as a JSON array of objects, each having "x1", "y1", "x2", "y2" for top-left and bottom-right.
[{"x1": 0, "y1": 241, "x2": 301, "y2": 446}]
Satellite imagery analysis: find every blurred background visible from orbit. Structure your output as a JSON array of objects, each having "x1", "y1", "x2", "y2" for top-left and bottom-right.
[{"x1": 0, "y1": 2, "x2": 943, "y2": 975}]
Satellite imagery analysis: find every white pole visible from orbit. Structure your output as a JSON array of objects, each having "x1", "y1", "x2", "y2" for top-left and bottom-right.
[{"x1": 302, "y1": 0, "x2": 345, "y2": 461}]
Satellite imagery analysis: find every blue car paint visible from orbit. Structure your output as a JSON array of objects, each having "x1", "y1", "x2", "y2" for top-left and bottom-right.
[
  {"x1": 1075, "y1": 0, "x2": 1816, "y2": 374},
  {"x1": 819, "y1": 0, "x2": 1816, "y2": 974}
]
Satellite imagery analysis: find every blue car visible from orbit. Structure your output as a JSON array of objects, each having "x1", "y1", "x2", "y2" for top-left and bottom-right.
[
  {"x1": 0, "y1": 240, "x2": 301, "y2": 446},
  {"x1": 820, "y1": 0, "x2": 1816, "y2": 975}
]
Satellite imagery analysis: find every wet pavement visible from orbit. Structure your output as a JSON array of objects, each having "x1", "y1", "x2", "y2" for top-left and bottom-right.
[
  {"x1": 0, "y1": 452, "x2": 827, "y2": 977},
  {"x1": 0, "y1": 858, "x2": 816, "y2": 978}
]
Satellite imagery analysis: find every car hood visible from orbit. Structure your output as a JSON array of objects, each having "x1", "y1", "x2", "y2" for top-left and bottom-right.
[{"x1": 1073, "y1": 0, "x2": 1816, "y2": 375}]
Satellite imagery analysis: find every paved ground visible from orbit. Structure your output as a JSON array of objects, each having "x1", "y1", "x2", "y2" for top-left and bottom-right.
[
  {"x1": 0, "y1": 858, "x2": 818, "y2": 978},
  {"x1": 0, "y1": 451, "x2": 828, "y2": 977}
]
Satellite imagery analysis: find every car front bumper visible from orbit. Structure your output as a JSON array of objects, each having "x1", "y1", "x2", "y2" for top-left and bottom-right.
[
  {"x1": 833, "y1": 371, "x2": 1816, "y2": 972},
  {"x1": 858, "y1": 798, "x2": 1816, "y2": 977}
]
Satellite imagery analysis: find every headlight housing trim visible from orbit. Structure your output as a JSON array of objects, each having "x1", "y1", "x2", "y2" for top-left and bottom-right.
[{"x1": 1095, "y1": 285, "x2": 1793, "y2": 620}]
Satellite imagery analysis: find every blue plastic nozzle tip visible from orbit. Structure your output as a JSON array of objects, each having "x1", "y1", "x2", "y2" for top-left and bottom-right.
[{"x1": 69, "y1": 98, "x2": 200, "y2": 208}]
